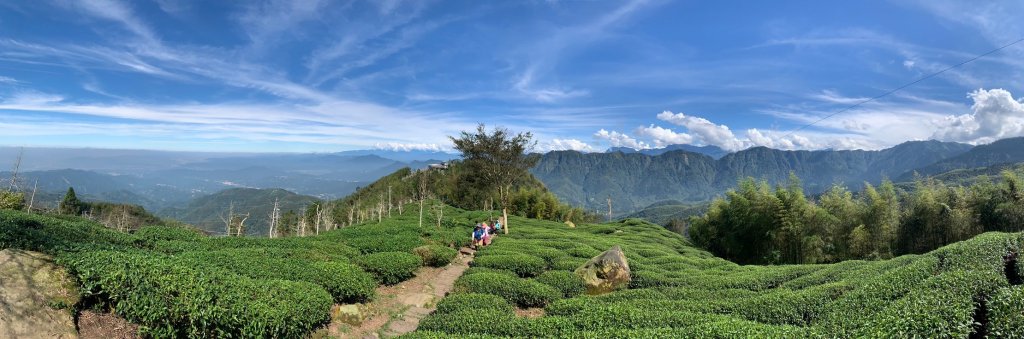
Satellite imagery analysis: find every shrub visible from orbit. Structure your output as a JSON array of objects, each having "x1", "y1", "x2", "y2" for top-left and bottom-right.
[
  {"x1": 535, "y1": 270, "x2": 585, "y2": 298},
  {"x1": 414, "y1": 245, "x2": 458, "y2": 267},
  {"x1": 178, "y1": 249, "x2": 376, "y2": 303},
  {"x1": 472, "y1": 254, "x2": 547, "y2": 277},
  {"x1": 434, "y1": 293, "x2": 514, "y2": 315},
  {"x1": 988, "y1": 285, "x2": 1024, "y2": 338},
  {"x1": 0, "y1": 210, "x2": 134, "y2": 252},
  {"x1": 60, "y1": 250, "x2": 332, "y2": 338},
  {"x1": 551, "y1": 256, "x2": 587, "y2": 271},
  {"x1": 453, "y1": 273, "x2": 561, "y2": 307},
  {"x1": 355, "y1": 251, "x2": 423, "y2": 285},
  {"x1": 133, "y1": 225, "x2": 203, "y2": 248}
]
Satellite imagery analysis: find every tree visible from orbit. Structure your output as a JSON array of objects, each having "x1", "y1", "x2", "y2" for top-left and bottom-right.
[
  {"x1": 59, "y1": 187, "x2": 82, "y2": 215},
  {"x1": 450, "y1": 124, "x2": 538, "y2": 234},
  {"x1": 0, "y1": 190, "x2": 24, "y2": 211}
]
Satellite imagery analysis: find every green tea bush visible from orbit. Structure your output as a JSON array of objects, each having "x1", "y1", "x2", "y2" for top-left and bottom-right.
[
  {"x1": 434, "y1": 293, "x2": 515, "y2": 315},
  {"x1": 0, "y1": 210, "x2": 134, "y2": 252},
  {"x1": 179, "y1": 249, "x2": 375, "y2": 303},
  {"x1": 355, "y1": 251, "x2": 423, "y2": 285},
  {"x1": 472, "y1": 254, "x2": 547, "y2": 277},
  {"x1": 535, "y1": 270, "x2": 585, "y2": 298},
  {"x1": 988, "y1": 285, "x2": 1024, "y2": 338},
  {"x1": 133, "y1": 225, "x2": 203, "y2": 248},
  {"x1": 551, "y1": 256, "x2": 587, "y2": 271},
  {"x1": 413, "y1": 245, "x2": 458, "y2": 267},
  {"x1": 61, "y1": 250, "x2": 332, "y2": 338},
  {"x1": 454, "y1": 272, "x2": 561, "y2": 307}
]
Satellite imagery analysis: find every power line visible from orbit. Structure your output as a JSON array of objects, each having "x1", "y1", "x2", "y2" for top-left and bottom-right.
[{"x1": 784, "y1": 37, "x2": 1024, "y2": 138}]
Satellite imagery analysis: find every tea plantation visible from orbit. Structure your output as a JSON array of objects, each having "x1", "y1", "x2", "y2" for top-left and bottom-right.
[
  {"x1": 3, "y1": 203, "x2": 1023, "y2": 337},
  {"x1": 408, "y1": 216, "x2": 1024, "y2": 338},
  {"x1": 0, "y1": 205, "x2": 473, "y2": 338}
]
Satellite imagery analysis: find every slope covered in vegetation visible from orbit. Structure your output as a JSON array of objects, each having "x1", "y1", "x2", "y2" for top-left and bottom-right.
[
  {"x1": 408, "y1": 215, "x2": 1024, "y2": 338},
  {"x1": 0, "y1": 204, "x2": 472, "y2": 337}
]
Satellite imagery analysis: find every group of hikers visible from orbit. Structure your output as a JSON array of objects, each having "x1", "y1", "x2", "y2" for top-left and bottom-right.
[{"x1": 471, "y1": 219, "x2": 502, "y2": 248}]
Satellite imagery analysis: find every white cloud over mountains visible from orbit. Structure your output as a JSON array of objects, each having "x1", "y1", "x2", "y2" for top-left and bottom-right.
[
  {"x1": 373, "y1": 142, "x2": 450, "y2": 152},
  {"x1": 594, "y1": 129, "x2": 650, "y2": 150},
  {"x1": 931, "y1": 88, "x2": 1024, "y2": 144},
  {"x1": 582, "y1": 88, "x2": 1024, "y2": 154}
]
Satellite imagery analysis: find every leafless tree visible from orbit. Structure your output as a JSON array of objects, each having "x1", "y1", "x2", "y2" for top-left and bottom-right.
[
  {"x1": 268, "y1": 198, "x2": 280, "y2": 238},
  {"x1": 26, "y1": 179, "x2": 37, "y2": 213},
  {"x1": 432, "y1": 202, "x2": 444, "y2": 228},
  {"x1": 418, "y1": 173, "x2": 428, "y2": 228}
]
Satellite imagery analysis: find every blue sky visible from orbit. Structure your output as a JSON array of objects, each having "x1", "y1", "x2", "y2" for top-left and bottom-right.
[{"x1": 1, "y1": 0, "x2": 1023, "y2": 153}]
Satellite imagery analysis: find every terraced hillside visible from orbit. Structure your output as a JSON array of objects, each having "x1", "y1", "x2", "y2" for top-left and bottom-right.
[
  {"x1": 0, "y1": 206, "x2": 472, "y2": 337},
  {"x1": 2, "y1": 205, "x2": 1023, "y2": 337},
  {"x1": 407, "y1": 217, "x2": 1024, "y2": 338}
]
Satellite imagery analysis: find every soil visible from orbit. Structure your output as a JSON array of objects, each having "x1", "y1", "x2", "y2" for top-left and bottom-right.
[
  {"x1": 77, "y1": 310, "x2": 139, "y2": 339},
  {"x1": 326, "y1": 247, "x2": 475, "y2": 338},
  {"x1": 0, "y1": 249, "x2": 80, "y2": 339},
  {"x1": 514, "y1": 308, "x2": 545, "y2": 319}
]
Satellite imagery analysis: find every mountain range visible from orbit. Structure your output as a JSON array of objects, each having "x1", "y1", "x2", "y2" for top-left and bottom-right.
[
  {"x1": 0, "y1": 147, "x2": 453, "y2": 212},
  {"x1": 607, "y1": 144, "x2": 729, "y2": 159},
  {"x1": 531, "y1": 139, "x2": 994, "y2": 213}
]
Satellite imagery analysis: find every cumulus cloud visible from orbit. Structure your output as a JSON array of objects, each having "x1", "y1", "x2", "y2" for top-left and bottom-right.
[
  {"x1": 544, "y1": 139, "x2": 595, "y2": 152},
  {"x1": 931, "y1": 88, "x2": 1024, "y2": 144},
  {"x1": 594, "y1": 129, "x2": 649, "y2": 150},
  {"x1": 745, "y1": 129, "x2": 820, "y2": 150},
  {"x1": 656, "y1": 111, "x2": 746, "y2": 151},
  {"x1": 635, "y1": 124, "x2": 694, "y2": 147},
  {"x1": 373, "y1": 142, "x2": 450, "y2": 152}
]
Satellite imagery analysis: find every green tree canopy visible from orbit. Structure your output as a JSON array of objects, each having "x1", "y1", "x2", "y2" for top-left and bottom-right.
[{"x1": 59, "y1": 187, "x2": 82, "y2": 215}]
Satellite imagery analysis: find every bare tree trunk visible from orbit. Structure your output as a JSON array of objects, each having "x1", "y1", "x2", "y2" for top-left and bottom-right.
[
  {"x1": 237, "y1": 213, "x2": 249, "y2": 237},
  {"x1": 7, "y1": 148, "x2": 23, "y2": 191},
  {"x1": 435, "y1": 203, "x2": 444, "y2": 228},
  {"x1": 419, "y1": 198, "x2": 424, "y2": 228},
  {"x1": 387, "y1": 185, "x2": 392, "y2": 218},
  {"x1": 269, "y1": 198, "x2": 280, "y2": 238},
  {"x1": 315, "y1": 203, "x2": 323, "y2": 235},
  {"x1": 220, "y1": 202, "x2": 235, "y2": 237},
  {"x1": 348, "y1": 204, "x2": 355, "y2": 227},
  {"x1": 27, "y1": 179, "x2": 37, "y2": 213}
]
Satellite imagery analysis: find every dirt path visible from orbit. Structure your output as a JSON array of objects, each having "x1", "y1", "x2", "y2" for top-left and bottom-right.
[{"x1": 326, "y1": 247, "x2": 475, "y2": 339}]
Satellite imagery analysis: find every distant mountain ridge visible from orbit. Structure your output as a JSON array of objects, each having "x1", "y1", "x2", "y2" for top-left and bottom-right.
[
  {"x1": 533, "y1": 139, "x2": 976, "y2": 213},
  {"x1": 607, "y1": 144, "x2": 729, "y2": 159},
  {"x1": 899, "y1": 137, "x2": 1024, "y2": 179},
  {"x1": 0, "y1": 147, "x2": 452, "y2": 212}
]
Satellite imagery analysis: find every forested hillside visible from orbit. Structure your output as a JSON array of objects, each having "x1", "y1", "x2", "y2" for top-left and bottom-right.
[
  {"x1": 159, "y1": 188, "x2": 319, "y2": 236},
  {"x1": 903, "y1": 137, "x2": 1024, "y2": 178},
  {"x1": 532, "y1": 140, "x2": 974, "y2": 213}
]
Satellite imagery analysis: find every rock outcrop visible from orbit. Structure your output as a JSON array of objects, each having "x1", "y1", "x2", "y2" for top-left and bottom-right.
[
  {"x1": 0, "y1": 249, "x2": 80, "y2": 339},
  {"x1": 575, "y1": 245, "x2": 631, "y2": 295}
]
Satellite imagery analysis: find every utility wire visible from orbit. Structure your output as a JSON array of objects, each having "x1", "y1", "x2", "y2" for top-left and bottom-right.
[{"x1": 784, "y1": 37, "x2": 1024, "y2": 138}]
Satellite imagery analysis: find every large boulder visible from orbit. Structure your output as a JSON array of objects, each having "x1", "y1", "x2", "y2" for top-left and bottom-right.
[
  {"x1": 0, "y1": 249, "x2": 80, "y2": 339},
  {"x1": 574, "y1": 245, "x2": 631, "y2": 295}
]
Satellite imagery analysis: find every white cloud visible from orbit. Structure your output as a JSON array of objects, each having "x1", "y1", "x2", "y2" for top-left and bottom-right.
[
  {"x1": 594, "y1": 129, "x2": 649, "y2": 150},
  {"x1": 656, "y1": 111, "x2": 746, "y2": 151},
  {"x1": 634, "y1": 124, "x2": 694, "y2": 147},
  {"x1": 373, "y1": 142, "x2": 450, "y2": 152},
  {"x1": 745, "y1": 129, "x2": 820, "y2": 150},
  {"x1": 544, "y1": 139, "x2": 595, "y2": 152},
  {"x1": 0, "y1": 76, "x2": 17, "y2": 84},
  {"x1": 813, "y1": 89, "x2": 870, "y2": 105},
  {"x1": 903, "y1": 59, "x2": 916, "y2": 69},
  {"x1": 931, "y1": 88, "x2": 1024, "y2": 144},
  {"x1": 513, "y1": 69, "x2": 589, "y2": 103}
]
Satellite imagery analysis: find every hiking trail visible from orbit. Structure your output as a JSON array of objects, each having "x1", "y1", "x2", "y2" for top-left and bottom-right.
[{"x1": 325, "y1": 247, "x2": 475, "y2": 339}]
